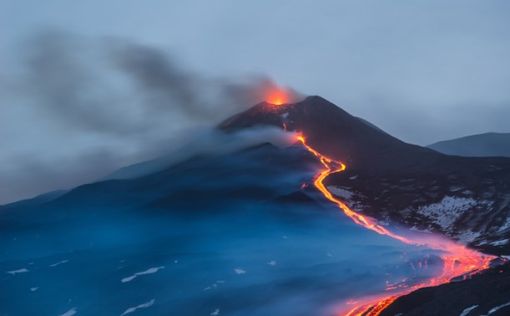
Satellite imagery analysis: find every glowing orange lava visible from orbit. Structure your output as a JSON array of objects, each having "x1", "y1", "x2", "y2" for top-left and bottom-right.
[
  {"x1": 266, "y1": 88, "x2": 289, "y2": 106},
  {"x1": 295, "y1": 133, "x2": 494, "y2": 316},
  {"x1": 297, "y1": 135, "x2": 410, "y2": 244}
]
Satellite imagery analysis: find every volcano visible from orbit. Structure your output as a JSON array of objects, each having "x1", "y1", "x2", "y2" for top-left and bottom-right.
[
  {"x1": 219, "y1": 95, "x2": 510, "y2": 315},
  {"x1": 220, "y1": 96, "x2": 510, "y2": 253},
  {"x1": 2, "y1": 95, "x2": 510, "y2": 316}
]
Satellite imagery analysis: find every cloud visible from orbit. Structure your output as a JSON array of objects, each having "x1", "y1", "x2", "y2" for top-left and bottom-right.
[{"x1": 0, "y1": 31, "x2": 300, "y2": 204}]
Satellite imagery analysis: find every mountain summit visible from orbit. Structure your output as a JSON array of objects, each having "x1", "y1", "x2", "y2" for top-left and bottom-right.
[{"x1": 221, "y1": 95, "x2": 439, "y2": 173}]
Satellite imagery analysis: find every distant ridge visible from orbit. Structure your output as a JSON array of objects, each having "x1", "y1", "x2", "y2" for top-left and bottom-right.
[{"x1": 428, "y1": 132, "x2": 510, "y2": 157}]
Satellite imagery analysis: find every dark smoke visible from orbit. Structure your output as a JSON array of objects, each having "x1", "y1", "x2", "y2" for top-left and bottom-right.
[
  {"x1": 109, "y1": 41, "x2": 204, "y2": 120},
  {"x1": 20, "y1": 31, "x2": 299, "y2": 134},
  {"x1": 109, "y1": 39, "x2": 302, "y2": 122},
  {"x1": 0, "y1": 31, "x2": 301, "y2": 204},
  {"x1": 24, "y1": 32, "x2": 142, "y2": 135}
]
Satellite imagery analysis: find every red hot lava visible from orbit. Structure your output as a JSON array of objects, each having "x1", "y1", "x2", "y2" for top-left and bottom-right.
[
  {"x1": 266, "y1": 87, "x2": 291, "y2": 106},
  {"x1": 294, "y1": 133, "x2": 494, "y2": 316}
]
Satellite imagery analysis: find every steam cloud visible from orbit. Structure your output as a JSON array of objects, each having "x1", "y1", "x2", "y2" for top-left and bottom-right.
[{"x1": 0, "y1": 31, "x2": 300, "y2": 204}]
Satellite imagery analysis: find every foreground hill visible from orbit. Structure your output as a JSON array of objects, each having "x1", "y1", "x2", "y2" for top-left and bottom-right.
[{"x1": 380, "y1": 261, "x2": 510, "y2": 316}]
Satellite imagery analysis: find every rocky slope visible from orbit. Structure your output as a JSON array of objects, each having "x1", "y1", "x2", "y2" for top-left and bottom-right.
[{"x1": 380, "y1": 260, "x2": 510, "y2": 316}]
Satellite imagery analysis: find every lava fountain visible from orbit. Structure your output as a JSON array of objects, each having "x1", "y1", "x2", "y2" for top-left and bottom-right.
[
  {"x1": 265, "y1": 86, "x2": 291, "y2": 106},
  {"x1": 294, "y1": 133, "x2": 494, "y2": 316}
]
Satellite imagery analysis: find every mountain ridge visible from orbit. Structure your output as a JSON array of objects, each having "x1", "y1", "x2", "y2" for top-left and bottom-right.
[{"x1": 428, "y1": 132, "x2": 510, "y2": 158}]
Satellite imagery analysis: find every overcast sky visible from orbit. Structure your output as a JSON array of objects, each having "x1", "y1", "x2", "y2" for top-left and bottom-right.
[{"x1": 2, "y1": 0, "x2": 510, "y2": 203}]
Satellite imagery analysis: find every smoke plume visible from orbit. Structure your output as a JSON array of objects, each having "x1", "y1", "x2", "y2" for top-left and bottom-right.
[{"x1": 0, "y1": 31, "x2": 300, "y2": 204}]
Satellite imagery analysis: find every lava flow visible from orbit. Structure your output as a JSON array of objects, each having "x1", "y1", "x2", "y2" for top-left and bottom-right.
[{"x1": 295, "y1": 134, "x2": 494, "y2": 316}]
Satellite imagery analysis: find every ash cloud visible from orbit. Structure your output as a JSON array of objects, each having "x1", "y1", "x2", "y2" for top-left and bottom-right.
[
  {"x1": 0, "y1": 31, "x2": 299, "y2": 204},
  {"x1": 20, "y1": 31, "x2": 296, "y2": 134},
  {"x1": 24, "y1": 32, "x2": 141, "y2": 135},
  {"x1": 109, "y1": 40, "x2": 302, "y2": 122}
]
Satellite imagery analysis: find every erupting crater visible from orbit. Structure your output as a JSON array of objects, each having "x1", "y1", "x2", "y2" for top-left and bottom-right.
[{"x1": 265, "y1": 87, "x2": 291, "y2": 106}]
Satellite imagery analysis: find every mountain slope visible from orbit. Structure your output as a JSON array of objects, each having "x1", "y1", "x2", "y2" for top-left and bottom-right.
[
  {"x1": 8, "y1": 139, "x2": 458, "y2": 316},
  {"x1": 220, "y1": 96, "x2": 440, "y2": 173},
  {"x1": 220, "y1": 96, "x2": 510, "y2": 254},
  {"x1": 429, "y1": 132, "x2": 510, "y2": 157},
  {"x1": 4, "y1": 142, "x2": 406, "y2": 316},
  {"x1": 0, "y1": 143, "x2": 315, "y2": 226}
]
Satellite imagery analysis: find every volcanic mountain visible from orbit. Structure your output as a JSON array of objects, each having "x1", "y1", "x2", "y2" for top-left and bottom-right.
[
  {"x1": 2, "y1": 95, "x2": 510, "y2": 315},
  {"x1": 220, "y1": 96, "x2": 439, "y2": 173},
  {"x1": 220, "y1": 96, "x2": 510, "y2": 254}
]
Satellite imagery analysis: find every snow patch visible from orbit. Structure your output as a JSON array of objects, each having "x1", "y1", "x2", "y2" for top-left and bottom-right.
[
  {"x1": 499, "y1": 217, "x2": 510, "y2": 232},
  {"x1": 59, "y1": 308, "x2": 77, "y2": 316},
  {"x1": 416, "y1": 196, "x2": 477, "y2": 229},
  {"x1": 120, "y1": 299, "x2": 155, "y2": 316},
  {"x1": 486, "y1": 300, "x2": 510, "y2": 315},
  {"x1": 50, "y1": 259, "x2": 69, "y2": 267},
  {"x1": 328, "y1": 186, "x2": 354, "y2": 200},
  {"x1": 234, "y1": 268, "x2": 246, "y2": 275},
  {"x1": 490, "y1": 239, "x2": 509, "y2": 246},
  {"x1": 459, "y1": 305, "x2": 478, "y2": 316},
  {"x1": 121, "y1": 266, "x2": 164, "y2": 283},
  {"x1": 449, "y1": 186, "x2": 463, "y2": 192},
  {"x1": 203, "y1": 280, "x2": 224, "y2": 291},
  {"x1": 7, "y1": 268, "x2": 28, "y2": 275}
]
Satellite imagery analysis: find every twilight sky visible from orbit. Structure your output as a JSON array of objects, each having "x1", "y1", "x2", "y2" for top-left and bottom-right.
[{"x1": 2, "y1": 0, "x2": 510, "y2": 203}]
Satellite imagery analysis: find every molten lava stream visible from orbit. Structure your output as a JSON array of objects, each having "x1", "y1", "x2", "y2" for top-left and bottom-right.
[{"x1": 295, "y1": 134, "x2": 494, "y2": 316}]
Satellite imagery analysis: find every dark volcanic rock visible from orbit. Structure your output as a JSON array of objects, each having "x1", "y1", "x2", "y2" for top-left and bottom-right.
[{"x1": 380, "y1": 263, "x2": 510, "y2": 316}]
